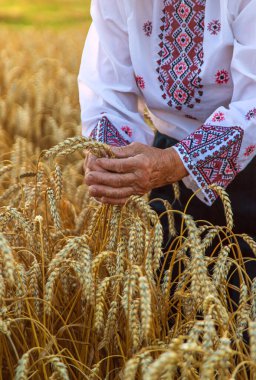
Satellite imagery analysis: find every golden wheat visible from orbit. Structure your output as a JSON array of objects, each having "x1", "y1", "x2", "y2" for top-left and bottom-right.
[{"x1": 0, "y1": 27, "x2": 255, "y2": 380}]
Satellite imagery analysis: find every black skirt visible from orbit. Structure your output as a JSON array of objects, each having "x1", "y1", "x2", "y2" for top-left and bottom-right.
[{"x1": 149, "y1": 131, "x2": 256, "y2": 303}]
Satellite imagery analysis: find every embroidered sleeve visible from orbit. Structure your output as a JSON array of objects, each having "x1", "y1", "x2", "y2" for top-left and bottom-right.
[
  {"x1": 90, "y1": 116, "x2": 130, "y2": 147},
  {"x1": 174, "y1": 125, "x2": 244, "y2": 205},
  {"x1": 173, "y1": 1, "x2": 256, "y2": 205},
  {"x1": 78, "y1": 0, "x2": 154, "y2": 147}
]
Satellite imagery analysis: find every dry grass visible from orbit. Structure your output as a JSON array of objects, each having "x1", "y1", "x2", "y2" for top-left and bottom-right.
[{"x1": 0, "y1": 28, "x2": 256, "y2": 380}]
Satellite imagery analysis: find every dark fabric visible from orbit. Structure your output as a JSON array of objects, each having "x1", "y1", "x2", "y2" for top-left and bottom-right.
[
  {"x1": 150, "y1": 131, "x2": 256, "y2": 310},
  {"x1": 150, "y1": 131, "x2": 256, "y2": 238}
]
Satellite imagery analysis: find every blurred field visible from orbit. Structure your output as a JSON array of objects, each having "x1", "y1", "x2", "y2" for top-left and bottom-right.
[
  {"x1": 0, "y1": 0, "x2": 90, "y2": 152},
  {"x1": 0, "y1": 0, "x2": 91, "y2": 28}
]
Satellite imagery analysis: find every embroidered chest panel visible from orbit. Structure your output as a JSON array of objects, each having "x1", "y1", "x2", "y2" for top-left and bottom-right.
[{"x1": 156, "y1": 0, "x2": 206, "y2": 110}]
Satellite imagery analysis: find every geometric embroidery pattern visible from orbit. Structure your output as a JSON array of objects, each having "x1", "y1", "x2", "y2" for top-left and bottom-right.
[
  {"x1": 245, "y1": 108, "x2": 256, "y2": 121},
  {"x1": 215, "y1": 69, "x2": 230, "y2": 85},
  {"x1": 156, "y1": 0, "x2": 206, "y2": 110},
  {"x1": 143, "y1": 21, "x2": 153, "y2": 37},
  {"x1": 244, "y1": 145, "x2": 256, "y2": 157},
  {"x1": 212, "y1": 111, "x2": 225, "y2": 122},
  {"x1": 207, "y1": 19, "x2": 221, "y2": 35},
  {"x1": 135, "y1": 75, "x2": 146, "y2": 90},
  {"x1": 175, "y1": 125, "x2": 244, "y2": 203},
  {"x1": 90, "y1": 116, "x2": 130, "y2": 147}
]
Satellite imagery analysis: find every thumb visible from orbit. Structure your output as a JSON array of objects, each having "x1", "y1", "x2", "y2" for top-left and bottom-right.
[{"x1": 111, "y1": 142, "x2": 141, "y2": 158}]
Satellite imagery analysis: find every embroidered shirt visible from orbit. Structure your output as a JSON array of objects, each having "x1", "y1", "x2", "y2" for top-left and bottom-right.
[{"x1": 78, "y1": 0, "x2": 256, "y2": 205}]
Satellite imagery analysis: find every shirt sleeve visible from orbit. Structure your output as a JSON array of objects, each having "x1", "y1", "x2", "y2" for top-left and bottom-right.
[
  {"x1": 78, "y1": 0, "x2": 154, "y2": 147},
  {"x1": 173, "y1": 1, "x2": 256, "y2": 205}
]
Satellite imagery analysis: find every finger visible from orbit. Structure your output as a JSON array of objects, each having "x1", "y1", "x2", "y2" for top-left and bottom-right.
[
  {"x1": 86, "y1": 154, "x2": 107, "y2": 172},
  {"x1": 111, "y1": 142, "x2": 143, "y2": 158},
  {"x1": 96, "y1": 157, "x2": 137, "y2": 173},
  {"x1": 85, "y1": 157, "x2": 108, "y2": 175},
  {"x1": 86, "y1": 155, "x2": 98, "y2": 170},
  {"x1": 85, "y1": 171, "x2": 135, "y2": 188},
  {"x1": 83, "y1": 168, "x2": 107, "y2": 185},
  {"x1": 89, "y1": 184, "x2": 134, "y2": 199}
]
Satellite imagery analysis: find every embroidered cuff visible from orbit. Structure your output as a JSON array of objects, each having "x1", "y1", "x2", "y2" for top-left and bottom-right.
[
  {"x1": 174, "y1": 125, "x2": 244, "y2": 205},
  {"x1": 90, "y1": 116, "x2": 130, "y2": 147}
]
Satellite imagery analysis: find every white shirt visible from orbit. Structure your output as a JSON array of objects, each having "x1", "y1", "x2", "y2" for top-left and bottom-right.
[{"x1": 78, "y1": 0, "x2": 256, "y2": 205}]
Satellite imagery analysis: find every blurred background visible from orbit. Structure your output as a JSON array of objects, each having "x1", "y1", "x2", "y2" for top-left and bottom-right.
[
  {"x1": 0, "y1": 0, "x2": 91, "y2": 164},
  {"x1": 0, "y1": 0, "x2": 91, "y2": 29}
]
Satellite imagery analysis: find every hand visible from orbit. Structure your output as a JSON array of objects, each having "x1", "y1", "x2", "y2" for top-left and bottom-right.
[
  {"x1": 84, "y1": 142, "x2": 188, "y2": 204},
  {"x1": 83, "y1": 153, "x2": 109, "y2": 203}
]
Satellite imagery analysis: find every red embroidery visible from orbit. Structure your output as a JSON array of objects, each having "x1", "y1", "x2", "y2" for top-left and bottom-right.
[
  {"x1": 173, "y1": 88, "x2": 189, "y2": 104},
  {"x1": 246, "y1": 108, "x2": 256, "y2": 121},
  {"x1": 176, "y1": 32, "x2": 191, "y2": 49},
  {"x1": 121, "y1": 126, "x2": 133, "y2": 138},
  {"x1": 90, "y1": 117, "x2": 129, "y2": 147},
  {"x1": 244, "y1": 145, "x2": 256, "y2": 157},
  {"x1": 207, "y1": 20, "x2": 221, "y2": 35},
  {"x1": 143, "y1": 21, "x2": 152, "y2": 36},
  {"x1": 212, "y1": 112, "x2": 225, "y2": 122},
  {"x1": 135, "y1": 75, "x2": 145, "y2": 90},
  {"x1": 174, "y1": 61, "x2": 189, "y2": 77},
  {"x1": 175, "y1": 125, "x2": 244, "y2": 203},
  {"x1": 177, "y1": 3, "x2": 191, "y2": 19},
  {"x1": 156, "y1": 0, "x2": 206, "y2": 110},
  {"x1": 215, "y1": 70, "x2": 230, "y2": 85}
]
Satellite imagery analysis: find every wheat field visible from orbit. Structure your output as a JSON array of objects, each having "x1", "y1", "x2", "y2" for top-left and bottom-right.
[{"x1": 0, "y1": 27, "x2": 256, "y2": 380}]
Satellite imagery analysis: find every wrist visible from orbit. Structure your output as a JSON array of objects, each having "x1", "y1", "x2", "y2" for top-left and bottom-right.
[{"x1": 163, "y1": 147, "x2": 188, "y2": 184}]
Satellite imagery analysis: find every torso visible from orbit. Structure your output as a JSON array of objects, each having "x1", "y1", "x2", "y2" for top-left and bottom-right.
[{"x1": 123, "y1": 0, "x2": 237, "y2": 139}]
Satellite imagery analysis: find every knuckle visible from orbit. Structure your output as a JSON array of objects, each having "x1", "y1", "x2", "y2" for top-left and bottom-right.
[
  {"x1": 142, "y1": 155, "x2": 150, "y2": 168},
  {"x1": 139, "y1": 160, "x2": 147, "y2": 171},
  {"x1": 131, "y1": 142, "x2": 141, "y2": 149},
  {"x1": 133, "y1": 171, "x2": 142, "y2": 183},
  {"x1": 118, "y1": 146, "x2": 126, "y2": 153},
  {"x1": 133, "y1": 154, "x2": 147, "y2": 169},
  {"x1": 115, "y1": 176, "x2": 121, "y2": 188},
  {"x1": 135, "y1": 169, "x2": 150, "y2": 191},
  {"x1": 117, "y1": 162, "x2": 124, "y2": 173}
]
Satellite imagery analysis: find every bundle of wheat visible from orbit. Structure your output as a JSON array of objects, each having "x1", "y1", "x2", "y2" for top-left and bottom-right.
[{"x1": 0, "y1": 136, "x2": 255, "y2": 380}]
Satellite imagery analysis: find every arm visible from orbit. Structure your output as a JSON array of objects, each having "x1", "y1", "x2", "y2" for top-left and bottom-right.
[
  {"x1": 173, "y1": 0, "x2": 256, "y2": 205},
  {"x1": 78, "y1": 0, "x2": 154, "y2": 147},
  {"x1": 80, "y1": 0, "x2": 186, "y2": 204},
  {"x1": 85, "y1": 0, "x2": 256, "y2": 205}
]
